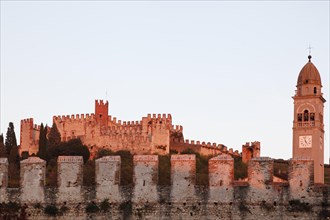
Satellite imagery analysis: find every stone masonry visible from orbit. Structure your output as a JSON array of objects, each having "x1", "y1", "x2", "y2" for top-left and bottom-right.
[{"x1": 0, "y1": 155, "x2": 329, "y2": 219}]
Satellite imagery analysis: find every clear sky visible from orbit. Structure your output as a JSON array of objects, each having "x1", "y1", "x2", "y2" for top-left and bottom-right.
[{"x1": 0, "y1": 1, "x2": 329, "y2": 161}]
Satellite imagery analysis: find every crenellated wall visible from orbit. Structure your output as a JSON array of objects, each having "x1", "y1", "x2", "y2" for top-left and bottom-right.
[
  {"x1": 20, "y1": 118, "x2": 40, "y2": 155},
  {"x1": 0, "y1": 155, "x2": 329, "y2": 219},
  {"x1": 20, "y1": 100, "x2": 245, "y2": 159}
]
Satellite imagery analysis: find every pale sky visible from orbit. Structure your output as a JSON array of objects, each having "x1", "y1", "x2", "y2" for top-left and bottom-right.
[{"x1": 0, "y1": 1, "x2": 329, "y2": 161}]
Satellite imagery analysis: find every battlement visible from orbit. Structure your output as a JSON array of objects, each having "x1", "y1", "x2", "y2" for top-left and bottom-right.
[
  {"x1": 95, "y1": 99, "x2": 108, "y2": 106},
  {"x1": 53, "y1": 113, "x2": 96, "y2": 122},
  {"x1": 172, "y1": 138, "x2": 240, "y2": 157},
  {"x1": 21, "y1": 118, "x2": 34, "y2": 125},
  {"x1": 171, "y1": 125, "x2": 183, "y2": 132},
  {"x1": 143, "y1": 113, "x2": 173, "y2": 125},
  {"x1": 242, "y1": 141, "x2": 261, "y2": 163},
  {"x1": 0, "y1": 155, "x2": 329, "y2": 219}
]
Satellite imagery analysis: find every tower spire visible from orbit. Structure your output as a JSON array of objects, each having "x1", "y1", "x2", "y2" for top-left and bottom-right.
[{"x1": 307, "y1": 44, "x2": 312, "y2": 62}]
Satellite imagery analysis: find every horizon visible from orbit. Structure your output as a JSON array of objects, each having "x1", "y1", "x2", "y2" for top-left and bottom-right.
[{"x1": 0, "y1": 1, "x2": 329, "y2": 161}]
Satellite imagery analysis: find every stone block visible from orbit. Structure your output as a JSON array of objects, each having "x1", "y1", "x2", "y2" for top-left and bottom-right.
[
  {"x1": 248, "y1": 157, "x2": 273, "y2": 188},
  {"x1": 209, "y1": 155, "x2": 234, "y2": 187},
  {"x1": 171, "y1": 154, "x2": 196, "y2": 202},
  {"x1": 288, "y1": 158, "x2": 314, "y2": 200},
  {"x1": 133, "y1": 155, "x2": 158, "y2": 203},
  {"x1": 20, "y1": 157, "x2": 46, "y2": 203},
  {"x1": 208, "y1": 155, "x2": 234, "y2": 202},
  {"x1": 0, "y1": 158, "x2": 8, "y2": 203},
  {"x1": 95, "y1": 156, "x2": 121, "y2": 202},
  {"x1": 57, "y1": 156, "x2": 83, "y2": 204}
]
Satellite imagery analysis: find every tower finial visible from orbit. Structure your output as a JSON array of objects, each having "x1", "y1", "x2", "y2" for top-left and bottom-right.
[{"x1": 307, "y1": 44, "x2": 312, "y2": 62}]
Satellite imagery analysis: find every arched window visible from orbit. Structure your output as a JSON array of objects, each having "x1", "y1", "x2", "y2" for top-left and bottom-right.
[
  {"x1": 297, "y1": 113, "x2": 302, "y2": 122},
  {"x1": 304, "y1": 110, "x2": 309, "y2": 121},
  {"x1": 310, "y1": 113, "x2": 315, "y2": 121},
  {"x1": 314, "y1": 87, "x2": 317, "y2": 94}
]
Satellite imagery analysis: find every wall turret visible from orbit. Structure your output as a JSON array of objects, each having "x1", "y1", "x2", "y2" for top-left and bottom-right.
[{"x1": 95, "y1": 99, "x2": 109, "y2": 127}]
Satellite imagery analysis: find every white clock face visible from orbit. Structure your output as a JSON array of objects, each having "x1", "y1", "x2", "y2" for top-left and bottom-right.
[{"x1": 299, "y1": 135, "x2": 312, "y2": 148}]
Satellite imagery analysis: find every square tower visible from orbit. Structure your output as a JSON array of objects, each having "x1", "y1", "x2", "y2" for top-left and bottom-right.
[{"x1": 292, "y1": 55, "x2": 326, "y2": 184}]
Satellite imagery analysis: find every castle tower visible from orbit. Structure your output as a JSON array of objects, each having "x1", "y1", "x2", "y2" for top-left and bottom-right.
[
  {"x1": 292, "y1": 55, "x2": 326, "y2": 184},
  {"x1": 95, "y1": 100, "x2": 109, "y2": 127}
]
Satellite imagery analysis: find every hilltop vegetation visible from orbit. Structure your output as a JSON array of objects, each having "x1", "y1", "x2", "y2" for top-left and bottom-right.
[{"x1": 0, "y1": 122, "x2": 329, "y2": 186}]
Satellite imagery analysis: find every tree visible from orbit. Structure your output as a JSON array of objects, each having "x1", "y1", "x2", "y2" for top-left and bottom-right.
[
  {"x1": 37, "y1": 123, "x2": 48, "y2": 160},
  {"x1": 0, "y1": 134, "x2": 6, "y2": 157},
  {"x1": 9, "y1": 145, "x2": 19, "y2": 164},
  {"x1": 48, "y1": 123, "x2": 61, "y2": 148},
  {"x1": 5, "y1": 122, "x2": 17, "y2": 156},
  {"x1": 48, "y1": 138, "x2": 90, "y2": 163}
]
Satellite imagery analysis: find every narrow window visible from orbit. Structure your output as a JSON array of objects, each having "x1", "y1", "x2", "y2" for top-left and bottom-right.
[
  {"x1": 314, "y1": 87, "x2": 317, "y2": 94},
  {"x1": 304, "y1": 110, "x2": 309, "y2": 121},
  {"x1": 310, "y1": 113, "x2": 315, "y2": 121},
  {"x1": 297, "y1": 113, "x2": 302, "y2": 122}
]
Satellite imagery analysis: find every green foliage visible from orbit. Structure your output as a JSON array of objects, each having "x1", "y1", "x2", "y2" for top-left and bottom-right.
[
  {"x1": 159, "y1": 155, "x2": 171, "y2": 185},
  {"x1": 115, "y1": 150, "x2": 133, "y2": 185},
  {"x1": 48, "y1": 138, "x2": 90, "y2": 163},
  {"x1": 9, "y1": 145, "x2": 19, "y2": 164},
  {"x1": 325, "y1": 165, "x2": 330, "y2": 185},
  {"x1": 234, "y1": 157, "x2": 247, "y2": 180},
  {"x1": 99, "y1": 199, "x2": 111, "y2": 212},
  {"x1": 319, "y1": 209, "x2": 330, "y2": 219},
  {"x1": 46, "y1": 158, "x2": 57, "y2": 187},
  {"x1": 59, "y1": 205, "x2": 69, "y2": 215},
  {"x1": 169, "y1": 149, "x2": 178, "y2": 154},
  {"x1": 239, "y1": 202, "x2": 251, "y2": 213},
  {"x1": 94, "y1": 149, "x2": 133, "y2": 185},
  {"x1": 95, "y1": 148, "x2": 114, "y2": 159},
  {"x1": 44, "y1": 204, "x2": 58, "y2": 216},
  {"x1": 37, "y1": 123, "x2": 48, "y2": 161},
  {"x1": 21, "y1": 151, "x2": 29, "y2": 160},
  {"x1": 0, "y1": 134, "x2": 6, "y2": 157},
  {"x1": 48, "y1": 123, "x2": 61, "y2": 148},
  {"x1": 0, "y1": 201, "x2": 21, "y2": 218},
  {"x1": 5, "y1": 122, "x2": 17, "y2": 156},
  {"x1": 261, "y1": 200, "x2": 274, "y2": 211},
  {"x1": 170, "y1": 131, "x2": 184, "y2": 141},
  {"x1": 119, "y1": 201, "x2": 132, "y2": 214},
  {"x1": 181, "y1": 148, "x2": 211, "y2": 185},
  {"x1": 8, "y1": 143, "x2": 20, "y2": 187},
  {"x1": 288, "y1": 199, "x2": 311, "y2": 212},
  {"x1": 83, "y1": 160, "x2": 95, "y2": 186},
  {"x1": 86, "y1": 201, "x2": 99, "y2": 213},
  {"x1": 33, "y1": 203, "x2": 43, "y2": 209}
]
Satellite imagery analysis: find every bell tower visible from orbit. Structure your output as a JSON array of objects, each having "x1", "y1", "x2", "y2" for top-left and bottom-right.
[{"x1": 292, "y1": 55, "x2": 326, "y2": 184}]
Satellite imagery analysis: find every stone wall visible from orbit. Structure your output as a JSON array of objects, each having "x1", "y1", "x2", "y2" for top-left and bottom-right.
[
  {"x1": 20, "y1": 100, "x2": 245, "y2": 159},
  {"x1": 0, "y1": 155, "x2": 329, "y2": 219}
]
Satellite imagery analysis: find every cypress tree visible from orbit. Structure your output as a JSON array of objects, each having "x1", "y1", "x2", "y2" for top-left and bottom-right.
[
  {"x1": 5, "y1": 122, "x2": 17, "y2": 156},
  {"x1": 37, "y1": 123, "x2": 48, "y2": 160},
  {"x1": 48, "y1": 123, "x2": 61, "y2": 148},
  {"x1": 0, "y1": 134, "x2": 6, "y2": 157}
]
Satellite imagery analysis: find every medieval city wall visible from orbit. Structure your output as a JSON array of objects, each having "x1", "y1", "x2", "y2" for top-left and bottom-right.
[{"x1": 0, "y1": 155, "x2": 329, "y2": 219}]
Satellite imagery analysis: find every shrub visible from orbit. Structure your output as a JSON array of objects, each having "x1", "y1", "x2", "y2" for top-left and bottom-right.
[
  {"x1": 44, "y1": 204, "x2": 58, "y2": 216},
  {"x1": 86, "y1": 202, "x2": 99, "y2": 213},
  {"x1": 234, "y1": 157, "x2": 247, "y2": 180},
  {"x1": 159, "y1": 155, "x2": 171, "y2": 185},
  {"x1": 99, "y1": 199, "x2": 111, "y2": 212},
  {"x1": 181, "y1": 148, "x2": 211, "y2": 185},
  {"x1": 83, "y1": 160, "x2": 95, "y2": 186},
  {"x1": 288, "y1": 199, "x2": 311, "y2": 212}
]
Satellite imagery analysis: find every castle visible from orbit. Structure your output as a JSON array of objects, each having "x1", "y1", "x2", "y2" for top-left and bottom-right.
[
  {"x1": 0, "y1": 55, "x2": 328, "y2": 219},
  {"x1": 20, "y1": 100, "x2": 247, "y2": 159}
]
